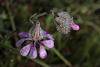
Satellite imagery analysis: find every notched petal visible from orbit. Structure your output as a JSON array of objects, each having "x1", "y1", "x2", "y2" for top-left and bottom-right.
[
  {"x1": 20, "y1": 43, "x2": 32, "y2": 56},
  {"x1": 41, "y1": 40, "x2": 54, "y2": 48},
  {"x1": 44, "y1": 34, "x2": 54, "y2": 40},
  {"x1": 29, "y1": 45, "x2": 37, "y2": 59},
  {"x1": 16, "y1": 38, "x2": 32, "y2": 47},
  {"x1": 39, "y1": 45, "x2": 47, "y2": 59},
  {"x1": 16, "y1": 39, "x2": 26, "y2": 47}
]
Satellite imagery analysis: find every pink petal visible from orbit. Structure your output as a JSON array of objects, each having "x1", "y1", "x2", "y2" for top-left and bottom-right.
[
  {"x1": 41, "y1": 29, "x2": 47, "y2": 34},
  {"x1": 39, "y1": 44, "x2": 47, "y2": 59},
  {"x1": 44, "y1": 34, "x2": 54, "y2": 40},
  {"x1": 71, "y1": 23, "x2": 79, "y2": 30},
  {"x1": 41, "y1": 40, "x2": 54, "y2": 48},
  {"x1": 29, "y1": 45, "x2": 37, "y2": 59},
  {"x1": 16, "y1": 38, "x2": 32, "y2": 47},
  {"x1": 19, "y1": 32, "x2": 29, "y2": 38},
  {"x1": 20, "y1": 43, "x2": 32, "y2": 56}
]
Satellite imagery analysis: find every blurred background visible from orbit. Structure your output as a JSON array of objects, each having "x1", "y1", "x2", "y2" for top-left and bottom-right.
[{"x1": 0, "y1": 0, "x2": 100, "y2": 67}]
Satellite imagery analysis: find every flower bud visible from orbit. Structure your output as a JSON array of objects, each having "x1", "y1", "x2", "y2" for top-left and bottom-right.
[
  {"x1": 28, "y1": 21, "x2": 41, "y2": 41},
  {"x1": 71, "y1": 23, "x2": 79, "y2": 30}
]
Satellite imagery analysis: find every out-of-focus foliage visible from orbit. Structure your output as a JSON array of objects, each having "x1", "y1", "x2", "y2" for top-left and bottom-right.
[{"x1": 0, "y1": 0, "x2": 100, "y2": 67}]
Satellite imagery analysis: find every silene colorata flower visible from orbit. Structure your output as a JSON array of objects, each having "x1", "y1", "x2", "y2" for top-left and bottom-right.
[{"x1": 16, "y1": 21, "x2": 54, "y2": 59}]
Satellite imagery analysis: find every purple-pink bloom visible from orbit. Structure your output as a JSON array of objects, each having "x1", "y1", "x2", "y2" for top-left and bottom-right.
[
  {"x1": 16, "y1": 30, "x2": 54, "y2": 59},
  {"x1": 71, "y1": 22, "x2": 79, "y2": 31}
]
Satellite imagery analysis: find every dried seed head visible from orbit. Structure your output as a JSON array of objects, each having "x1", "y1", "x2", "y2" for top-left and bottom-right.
[
  {"x1": 52, "y1": 11, "x2": 73, "y2": 34},
  {"x1": 28, "y1": 21, "x2": 44, "y2": 41}
]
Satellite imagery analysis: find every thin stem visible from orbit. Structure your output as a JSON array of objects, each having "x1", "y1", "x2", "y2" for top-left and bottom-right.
[
  {"x1": 7, "y1": 11, "x2": 50, "y2": 40},
  {"x1": 0, "y1": 45, "x2": 50, "y2": 67},
  {"x1": 52, "y1": 47, "x2": 72, "y2": 67},
  {"x1": 29, "y1": 11, "x2": 50, "y2": 24},
  {"x1": 26, "y1": 57, "x2": 50, "y2": 67},
  {"x1": 6, "y1": 20, "x2": 28, "y2": 40},
  {"x1": 6, "y1": 2, "x2": 18, "y2": 41},
  {"x1": 6, "y1": 2, "x2": 16, "y2": 31}
]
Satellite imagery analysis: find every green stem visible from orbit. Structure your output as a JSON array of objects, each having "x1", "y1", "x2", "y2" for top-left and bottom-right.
[
  {"x1": 7, "y1": 11, "x2": 50, "y2": 40},
  {"x1": 30, "y1": 11, "x2": 50, "y2": 19},
  {"x1": 6, "y1": 2, "x2": 18, "y2": 41},
  {"x1": 0, "y1": 45, "x2": 50, "y2": 67},
  {"x1": 6, "y1": 2, "x2": 16, "y2": 31},
  {"x1": 26, "y1": 57, "x2": 50, "y2": 67},
  {"x1": 29, "y1": 11, "x2": 50, "y2": 24},
  {"x1": 52, "y1": 47, "x2": 72, "y2": 67}
]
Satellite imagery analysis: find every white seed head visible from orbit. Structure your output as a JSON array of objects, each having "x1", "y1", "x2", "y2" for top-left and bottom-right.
[{"x1": 54, "y1": 11, "x2": 73, "y2": 34}]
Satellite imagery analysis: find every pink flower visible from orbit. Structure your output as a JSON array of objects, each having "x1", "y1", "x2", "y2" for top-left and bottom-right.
[{"x1": 16, "y1": 30, "x2": 54, "y2": 59}]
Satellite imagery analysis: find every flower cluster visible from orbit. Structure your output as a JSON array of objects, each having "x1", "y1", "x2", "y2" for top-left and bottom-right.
[
  {"x1": 16, "y1": 10, "x2": 80, "y2": 59},
  {"x1": 52, "y1": 11, "x2": 79, "y2": 34},
  {"x1": 16, "y1": 21, "x2": 54, "y2": 59}
]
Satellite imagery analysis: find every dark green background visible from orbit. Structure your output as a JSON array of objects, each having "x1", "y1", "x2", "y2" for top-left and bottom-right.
[{"x1": 0, "y1": 0, "x2": 100, "y2": 67}]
